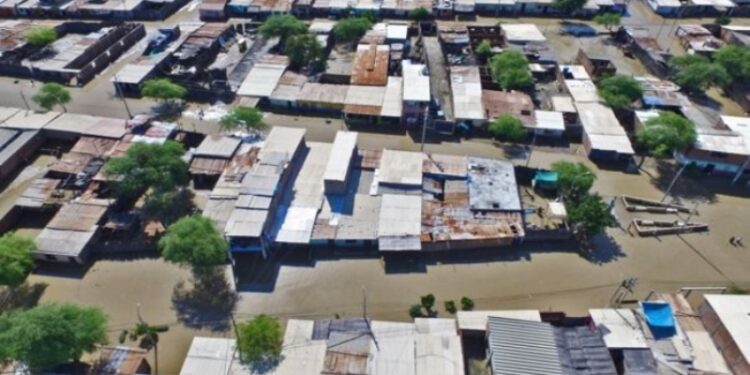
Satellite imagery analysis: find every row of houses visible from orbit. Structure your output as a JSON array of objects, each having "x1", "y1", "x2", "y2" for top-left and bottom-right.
[
  {"x1": 172, "y1": 293, "x2": 750, "y2": 375},
  {"x1": 647, "y1": 0, "x2": 750, "y2": 17},
  {"x1": 0, "y1": 0, "x2": 187, "y2": 20},
  {"x1": 201, "y1": 126, "x2": 525, "y2": 256},
  {"x1": 200, "y1": 0, "x2": 625, "y2": 19},
  {"x1": 0, "y1": 20, "x2": 146, "y2": 86}
]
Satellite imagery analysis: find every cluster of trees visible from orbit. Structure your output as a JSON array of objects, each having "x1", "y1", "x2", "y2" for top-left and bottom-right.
[
  {"x1": 636, "y1": 111, "x2": 696, "y2": 159},
  {"x1": 489, "y1": 51, "x2": 534, "y2": 90},
  {"x1": 668, "y1": 45, "x2": 750, "y2": 96},
  {"x1": 597, "y1": 75, "x2": 643, "y2": 110},
  {"x1": 488, "y1": 114, "x2": 527, "y2": 142},
  {"x1": 408, "y1": 294, "x2": 474, "y2": 318},
  {"x1": 0, "y1": 232, "x2": 35, "y2": 290},
  {"x1": 259, "y1": 15, "x2": 326, "y2": 72},
  {"x1": 551, "y1": 161, "x2": 616, "y2": 239},
  {"x1": 220, "y1": 106, "x2": 267, "y2": 134},
  {"x1": 409, "y1": 6, "x2": 430, "y2": 20},
  {"x1": 32, "y1": 82, "x2": 71, "y2": 112},
  {"x1": 141, "y1": 78, "x2": 187, "y2": 104},
  {"x1": 333, "y1": 16, "x2": 373, "y2": 44},
  {"x1": 593, "y1": 12, "x2": 622, "y2": 32}
]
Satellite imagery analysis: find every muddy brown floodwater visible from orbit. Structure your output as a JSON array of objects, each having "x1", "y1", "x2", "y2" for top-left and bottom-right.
[{"x1": 21, "y1": 150, "x2": 750, "y2": 375}]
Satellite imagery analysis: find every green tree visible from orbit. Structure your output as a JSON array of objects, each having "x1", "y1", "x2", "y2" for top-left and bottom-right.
[
  {"x1": 333, "y1": 17, "x2": 373, "y2": 44},
  {"x1": 140, "y1": 79, "x2": 187, "y2": 103},
  {"x1": 25, "y1": 27, "x2": 58, "y2": 46},
  {"x1": 444, "y1": 300, "x2": 457, "y2": 314},
  {"x1": 0, "y1": 232, "x2": 35, "y2": 289},
  {"x1": 551, "y1": 161, "x2": 596, "y2": 200},
  {"x1": 593, "y1": 12, "x2": 622, "y2": 32},
  {"x1": 597, "y1": 75, "x2": 643, "y2": 109},
  {"x1": 408, "y1": 304, "x2": 424, "y2": 318},
  {"x1": 460, "y1": 296, "x2": 474, "y2": 311},
  {"x1": 420, "y1": 293, "x2": 435, "y2": 311},
  {"x1": 159, "y1": 215, "x2": 228, "y2": 269},
  {"x1": 715, "y1": 15, "x2": 731, "y2": 25},
  {"x1": 258, "y1": 14, "x2": 307, "y2": 43},
  {"x1": 669, "y1": 54, "x2": 730, "y2": 95},
  {"x1": 475, "y1": 39, "x2": 493, "y2": 59},
  {"x1": 237, "y1": 315, "x2": 283, "y2": 363},
  {"x1": 554, "y1": 0, "x2": 587, "y2": 12},
  {"x1": 636, "y1": 111, "x2": 696, "y2": 158},
  {"x1": 103, "y1": 141, "x2": 188, "y2": 200},
  {"x1": 284, "y1": 33, "x2": 326, "y2": 72},
  {"x1": 409, "y1": 6, "x2": 430, "y2": 20},
  {"x1": 119, "y1": 321, "x2": 169, "y2": 374},
  {"x1": 0, "y1": 303, "x2": 107, "y2": 369},
  {"x1": 566, "y1": 193, "x2": 616, "y2": 237},
  {"x1": 489, "y1": 51, "x2": 534, "y2": 90},
  {"x1": 219, "y1": 106, "x2": 267, "y2": 133},
  {"x1": 32, "y1": 82, "x2": 71, "y2": 112},
  {"x1": 488, "y1": 114, "x2": 527, "y2": 142},
  {"x1": 714, "y1": 45, "x2": 750, "y2": 82}
]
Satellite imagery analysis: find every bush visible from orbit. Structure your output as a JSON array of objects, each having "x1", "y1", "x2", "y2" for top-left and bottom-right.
[
  {"x1": 488, "y1": 114, "x2": 527, "y2": 142},
  {"x1": 597, "y1": 75, "x2": 643, "y2": 110},
  {"x1": 409, "y1": 7, "x2": 430, "y2": 20},
  {"x1": 489, "y1": 51, "x2": 533, "y2": 90},
  {"x1": 333, "y1": 17, "x2": 373, "y2": 44},
  {"x1": 444, "y1": 300, "x2": 457, "y2": 314},
  {"x1": 25, "y1": 27, "x2": 58, "y2": 46},
  {"x1": 409, "y1": 304, "x2": 424, "y2": 318},
  {"x1": 460, "y1": 296, "x2": 474, "y2": 311},
  {"x1": 237, "y1": 315, "x2": 283, "y2": 363}
]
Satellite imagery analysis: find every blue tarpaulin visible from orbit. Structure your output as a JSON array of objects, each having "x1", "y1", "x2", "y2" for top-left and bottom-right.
[
  {"x1": 533, "y1": 170, "x2": 559, "y2": 190},
  {"x1": 642, "y1": 301, "x2": 676, "y2": 339}
]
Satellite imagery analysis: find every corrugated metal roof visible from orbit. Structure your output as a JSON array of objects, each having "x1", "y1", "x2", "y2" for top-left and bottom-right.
[
  {"x1": 0, "y1": 129, "x2": 36, "y2": 168},
  {"x1": 589, "y1": 309, "x2": 649, "y2": 349},
  {"x1": 565, "y1": 79, "x2": 600, "y2": 103},
  {"x1": 415, "y1": 334, "x2": 464, "y2": 375},
  {"x1": 194, "y1": 135, "x2": 241, "y2": 159},
  {"x1": 179, "y1": 337, "x2": 250, "y2": 375},
  {"x1": 351, "y1": 44, "x2": 389, "y2": 86},
  {"x1": 467, "y1": 157, "x2": 521, "y2": 211},
  {"x1": 378, "y1": 194, "x2": 421, "y2": 250},
  {"x1": 45, "y1": 113, "x2": 127, "y2": 139},
  {"x1": 381, "y1": 77, "x2": 403, "y2": 118},
  {"x1": 224, "y1": 208, "x2": 268, "y2": 238},
  {"x1": 456, "y1": 310, "x2": 541, "y2": 331},
  {"x1": 258, "y1": 127, "x2": 305, "y2": 163},
  {"x1": 345, "y1": 85, "x2": 385, "y2": 115},
  {"x1": 237, "y1": 59, "x2": 288, "y2": 98},
  {"x1": 402, "y1": 61, "x2": 430, "y2": 103},
  {"x1": 297, "y1": 83, "x2": 349, "y2": 106},
  {"x1": 35, "y1": 227, "x2": 96, "y2": 258},
  {"x1": 502, "y1": 24, "x2": 546, "y2": 43},
  {"x1": 1, "y1": 110, "x2": 61, "y2": 131},
  {"x1": 47, "y1": 199, "x2": 109, "y2": 232},
  {"x1": 451, "y1": 66, "x2": 485, "y2": 121},
  {"x1": 324, "y1": 131, "x2": 357, "y2": 185},
  {"x1": 487, "y1": 317, "x2": 564, "y2": 375}
]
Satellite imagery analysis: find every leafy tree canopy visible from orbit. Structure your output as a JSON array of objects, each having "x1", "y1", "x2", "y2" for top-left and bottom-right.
[
  {"x1": 409, "y1": 6, "x2": 430, "y2": 20},
  {"x1": 597, "y1": 74, "x2": 643, "y2": 109},
  {"x1": 593, "y1": 12, "x2": 622, "y2": 31},
  {"x1": 25, "y1": 27, "x2": 58, "y2": 46},
  {"x1": 159, "y1": 215, "x2": 228, "y2": 268},
  {"x1": 259, "y1": 15, "x2": 307, "y2": 42},
  {"x1": 284, "y1": 33, "x2": 326, "y2": 72},
  {"x1": 0, "y1": 232, "x2": 35, "y2": 288},
  {"x1": 333, "y1": 17, "x2": 373, "y2": 43},
  {"x1": 551, "y1": 161, "x2": 596, "y2": 200},
  {"x1": 488, "y1": 114, "x2": 527, "y2": 142},
  {"x1": 475, "y1": 39, "x2": 493, "y2": 58},
  {"x1": 103, "y1": 140, "x2": 188, "y2": 199},
  {"x1": 238, "y1": 315, "x2": 283, "y2": 363},
  {"x1": 32, "y1": 82, "x2": 71, "y2": 112},
  {"x1": 636, "y1": 111, "x2": 696, "y2": 158},
  {"x1": 219, "y1": 106, "x2": 267, "y2": 133},
  {"x1": 669, "y1": 54, "x2": 730, "y2": 95},
  {"x1": 554, "y1": 0, "x2": 587, "y2": 12},
  {"x1": 489, "y1": 51, "x2": 534, "y2": 90},
  {"x1": 566, "y1": 193, "x2": 616, "y2": 236},
  {"x1": 140, "y1": 79, "x2": 187, "y2": 102},
  {"x1": 714, "y1": 45, "x2": 750, "y2": 82},
  {"x1": 0, "y1": 303, "x2": 107, "y2": 369}
]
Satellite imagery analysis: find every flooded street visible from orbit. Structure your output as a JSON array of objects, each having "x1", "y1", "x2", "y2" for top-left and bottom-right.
[{"x1": 18, "y1": 149, "x2": 750, "y2": 374}]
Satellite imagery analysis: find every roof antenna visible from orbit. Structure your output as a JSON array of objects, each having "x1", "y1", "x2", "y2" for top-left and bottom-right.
[{"x1": 362, "y1": 285, "x2": 380, "y2": 351}]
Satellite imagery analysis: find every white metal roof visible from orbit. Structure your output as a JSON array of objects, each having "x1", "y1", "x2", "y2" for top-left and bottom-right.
[
  {"x1": 258, "y1": 126, "x2": 306, "y2": 163},
  {"x1": 237, "y1": 62, "x2": 287, "y2": 98},
  {"x1": 559, "y1": 64, "x2": 591, "y2": 80},
  {"x1": 703, "y1": 294, "x2": 750, "y2": 363},
  {"x1": 415, "y1": 334, "x2": 464, "y2": 375},
  {"x1": 378, "y1": 194, "x2": 422, "y2": 237},
  {"x1": 722, "y1": 115, "x2": 750, "y2": 140},
  {"x1": 551, "y1": 95, "x2": 577, "y2": 113},
  {"x1": 1, "y1": 110, "x2": 61, "y2": 131},
  {"x1": 402, "y1": 61, "x2": 430, "y2": 103},
  {"x1": 695, "y1": 133, "x2": 750, "y2": 156},
  {"x1": 179, "y1": 337, "x2": 250, "y2": 375},
  {"x1": 35, "y1": 227, "x2": 96, "y2": 258},
  {"x1": 345, "y1": 85, "x2": 386, "y2": 107},
  {"x1": 586, "y1": 134, "x2": 635, "y2": 155},
  {"x1": 565, "y1": 79, "x2": 600, "y2": 103},
  {"x1": 576, "y1": 102, "x2": 627, "y2": 136},
  {"x1": 194, "y1": 135, "x2": 241, "y2": 158},
  {"x1": 450, "y1": 66, "x2": 485, "y2": 121},
  {"x1": 456, "y1": 310, "x2": 541, "y2": 331},
  {"x1": 44, "y1": 113, "x2": 128, "y2": 139},
  {"x1": 532, "y1": 110, "x2": 565, "y2": 131},
  {"x1": 381, "y1": 77, "x2": 404, "y2": 118},
  {"x1": 415, "y1": 318, "x2": 457, "y2": 336},
  {"x1": 274, "y1": 206, "x2": 318, "y2": 244},
  {"x1": 502, "y1": 24, "x2": 546, "y2": 43},
  {"x1": 686, "y1": 331, "x2": 732, "y2": 374},
  {"x1": 387, "y1": 23, "x2": 409, "y2": 41},
  {"x1": 224, "y1": 208, "x2": 268, "y2": 238},
  {"x1": 309, "y1": 19, "x2": 336, "y2": 34},
  {"x1": 589, "y1": 309, "x2": 649, "y2": 349},
  {"x1": 323, "y1": 131, "x2": 358, "y2": 185},
  {"x1": 378, "y1": 149, "x2": 423, "y2": 186}
]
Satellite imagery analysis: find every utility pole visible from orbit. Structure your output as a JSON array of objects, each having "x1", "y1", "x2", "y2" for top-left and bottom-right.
[
  {"x1": 19, "y1": 91, "x2": 30, "y2": 110},
  {"x1": 661, "y1": 162, "x2": 688, "y2": 203},
  {"x1": 420, "y1": 105, "x2": 429, "y2": 153},
  {"x1": 362, "y1": 286, "x2": 380, "y2": 351}
]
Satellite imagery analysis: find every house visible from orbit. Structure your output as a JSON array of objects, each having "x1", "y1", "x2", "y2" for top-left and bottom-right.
[
  {"x1": 401, "y1": 61, "x2": 430, "y2": 127},
  {"x1": 530, "y1": 110, "x2": 565, "y2": 137},
  {"x1": 296, "y1": 83, "x2": 350, "y2": 114},
  {"x1": 438, "y1": 23, "x2": 470, "y2": 53},
  {"x1": 646, "y1": 0, "x2": 681, "y2": 16},
  {"x1": 589, "y1": 309, "x2": 658, "y2": 374},
  {"x1": 189, "y1": 135, "x2": 242, "y2": 186},
  {"x1": 699, "y1": 294, "x2": 750, "y2": 375},
  {"x1": 676, "y1": 24, "x2": 725, "y2": 56},
  {"x1": 351, "y1": 44, "x2": 390, "y2": 86},
  {"x1": 92, "y1": 346, "x2": 151, "y2": 375},
  {"x1": 576, "y1": 102, "x2": 635, "y2": 162},
  {"x1": 380, "y1": 0, "x2": 433, "y2": 17},
  {"x1": 619, "y1": 27, "x2": 672, "y2": 77},
  {"x1": 199, "y1": 0, "x2": 227, "y2": 19},
  {"x1": 487, "y1": 316, "x2": 618, "y2": 375},
  {"x1": 678, "y1": 115, "x2": 750, "y2": 180},
  {"x1": 451, "y1": 66, "x2": 486, "y2": 128},
  {"x1": 34, "y1": 198, "x2": 110, "y2": 264},
  {"x1": 0, "y1": 126, "x2": 41, "y2": 183},
  {"x1": 482, "y1": 90, "x2": 534, "y2": 126},
  {"x1": 322, "y1": 49, "x2": 356, "y2": 84},
  {"x1": 236, "y1": 55, "x2": 288, "y2": 100},
  {"x1": 179, "y1": 337, "x2": 247, "y2": 375},
  {"x1": 575, "y1": 49, "x2": 616, "y2": 78},
  {"x1": 501, "y1": 23, "x2": 546, "y2": 45}
]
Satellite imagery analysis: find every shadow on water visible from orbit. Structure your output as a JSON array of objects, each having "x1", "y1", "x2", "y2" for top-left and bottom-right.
[
  {"x1": 649, "y1": 161, "x2": 750, "y2": 204},
  {"x1": 171, "y1": 267, "x2": 238, "y2": 331},
  {"x1": 33, "y1": 261, "x2": 94, "y2": 280},
  {"x1": 0, "y1": 282, "x2": 48, "y2": 312}
]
